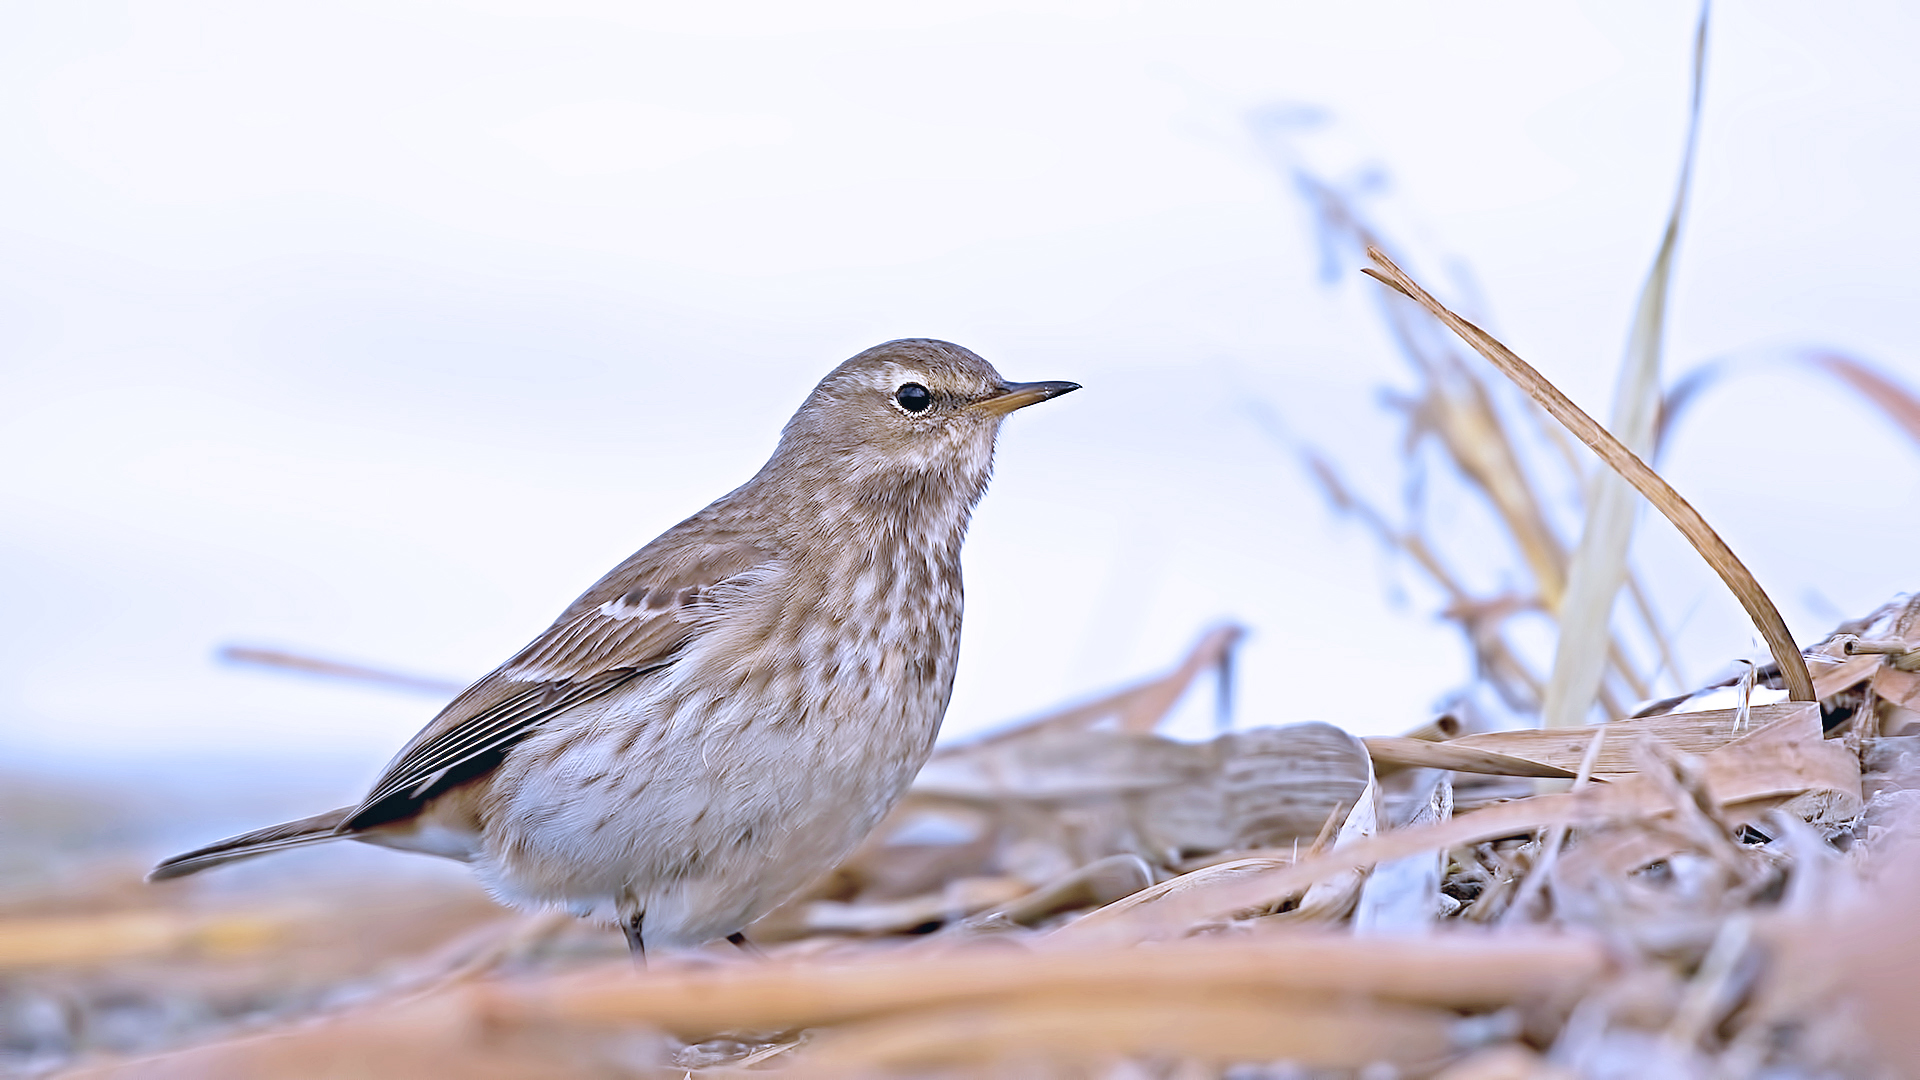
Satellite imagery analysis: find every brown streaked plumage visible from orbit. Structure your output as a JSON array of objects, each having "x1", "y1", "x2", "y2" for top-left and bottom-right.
[{"x1": 150, "y1": 339, "x2": 1077, "y2": 957}]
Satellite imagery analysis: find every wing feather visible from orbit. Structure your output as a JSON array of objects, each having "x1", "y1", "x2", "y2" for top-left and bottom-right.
[
  {"x1": 361, "y1": 671, "x2": 639, "y2": 809},
  {"x1": 344, "y1": 527, "x2": 778, "y2": 829}
]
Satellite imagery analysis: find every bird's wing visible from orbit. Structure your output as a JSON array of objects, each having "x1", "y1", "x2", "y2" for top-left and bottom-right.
[{"x1": 346, "y1": 529, "x2": 778, "y2": 828}]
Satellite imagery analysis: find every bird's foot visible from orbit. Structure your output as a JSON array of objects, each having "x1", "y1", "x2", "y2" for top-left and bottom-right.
[{"x1": 622, "y1": 911, "x2": 646, "y2": 969}]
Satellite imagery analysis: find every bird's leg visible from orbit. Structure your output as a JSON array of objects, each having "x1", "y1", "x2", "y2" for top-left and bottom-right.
[
  {"x1": 726, "y1": 931, "x2": 765, "y2": 959},
  {"x1": 622, "y1": 910, "x2": 646, "y2": 968}
]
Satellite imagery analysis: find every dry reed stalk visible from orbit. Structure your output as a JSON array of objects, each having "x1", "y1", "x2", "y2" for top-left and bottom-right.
[
  {"x1": 784, "y1": 994, "x2": 1457, "y2": 1075},
  {"x1": 477, "y1": 931, "x2": 1609, "y2": 1034},
  {"x1": 1367, "y1": 703, "x2": 1829, "y2": 781},
  {"x1": 1543, "y1": 4, "x2": 1708, "y2": 731},
  {"x1": 56, "y1": 992, "x2": 595, "y2": 1080},
  {"x1": 1442, "y1": 702, "x2": 1809, "y2": 773},
  {"x1": 1361, "y1": 248, "x2": 1816, "y2": 702},
  {"x1": 0, "y1": 910, "x2": 290, "y2": 970},
  {"x1": 1808, "y1": 352, "x2": 1920, "y2": 447},
  {"x1": 64, "y1": 930, "x2": 1602, "y2": 1076},
  {"x1": 216, "y1": 645, "x2": 464, "y2": 695},
  {"x1": 1815, "y1": 651, "x2": 1885, "y2": 696},
  {"x1": 1272, "y1": 163, "x2": 1687, "y2": 721},
  {"x1": 1364, "y1": 737, "x2": 1577, "y2": 779}
]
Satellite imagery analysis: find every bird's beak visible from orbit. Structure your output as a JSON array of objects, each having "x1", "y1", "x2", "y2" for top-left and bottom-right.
[{"x1": 972, "y1": 380, "x2": 1081, "y2": 416}]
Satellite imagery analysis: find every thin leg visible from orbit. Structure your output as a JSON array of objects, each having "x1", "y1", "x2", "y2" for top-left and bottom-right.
[
  {"x1": 622, "y1": 910, "x2": 646, "y2": 968},
  {"x1": 726, "y1": 931, "x2": 765, "y2": 958}
]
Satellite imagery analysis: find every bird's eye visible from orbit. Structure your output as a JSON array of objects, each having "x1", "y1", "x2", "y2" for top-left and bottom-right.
[{"x1": 894, "y1": 383, "x2": 933, "y2": 413}]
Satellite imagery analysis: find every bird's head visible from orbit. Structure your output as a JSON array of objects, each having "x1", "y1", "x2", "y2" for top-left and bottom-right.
[{"x1": 767, "y1": 339, "x2": 1078, "y2": 507}]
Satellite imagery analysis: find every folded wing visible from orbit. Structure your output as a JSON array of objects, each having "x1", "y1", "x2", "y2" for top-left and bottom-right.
[{"x1": 345, "y1": 530, "x2": 778, "y2": 830}]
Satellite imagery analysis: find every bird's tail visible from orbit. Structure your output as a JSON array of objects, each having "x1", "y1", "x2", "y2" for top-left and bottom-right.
[{"x1": 147, "y1": 807, "x2": 356, "y2": 881}]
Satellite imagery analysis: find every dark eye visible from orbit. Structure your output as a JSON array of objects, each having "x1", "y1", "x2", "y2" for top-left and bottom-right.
[{"x1": 894, "y1": 383, "x2": 932, "y2": 413}]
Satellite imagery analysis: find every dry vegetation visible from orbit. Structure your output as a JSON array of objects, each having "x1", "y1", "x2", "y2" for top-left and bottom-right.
[
  {"x1": 13, "y1": 11, "x2": 1920, "y2": 1079},
  {"x1": 8, "y1": 586, "x2": 1920, "y2": 1078}
]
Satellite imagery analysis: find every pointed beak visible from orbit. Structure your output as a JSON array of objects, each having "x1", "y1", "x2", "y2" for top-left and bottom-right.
[{"x1": 971, "y1": 379, "x2": 1081, "y2": 417}]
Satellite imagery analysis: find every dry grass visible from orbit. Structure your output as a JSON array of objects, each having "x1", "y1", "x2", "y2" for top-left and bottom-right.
[
  {"x1": 6, "y1": 589, "x2": 1920, "y2": 1077},
  {"x1": 1359, "y1": 248, "x2": 1812, "y2": 704},
  {"x1": 11, "y1": 8, "x2": 1920, "y2": 1078}
]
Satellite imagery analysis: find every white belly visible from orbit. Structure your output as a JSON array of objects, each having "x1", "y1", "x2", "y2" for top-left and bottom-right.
[{"x1": 472, "y1": 652, "x2": 943, "y2": 947}]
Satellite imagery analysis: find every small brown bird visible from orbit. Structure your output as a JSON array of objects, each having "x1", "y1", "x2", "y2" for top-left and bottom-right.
[{"x1": 151, "y1": 339, "x2": 1077, "y2": 956}]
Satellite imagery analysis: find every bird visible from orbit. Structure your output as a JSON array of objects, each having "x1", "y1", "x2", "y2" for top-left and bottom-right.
[{"x1": 149, "y1": 338, "x2": 1077, "y2": 958}]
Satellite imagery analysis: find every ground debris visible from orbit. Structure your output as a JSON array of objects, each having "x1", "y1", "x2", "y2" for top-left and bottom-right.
[{"x1": 9, "y1": 601, "x2": 1920, "y2": 1079}]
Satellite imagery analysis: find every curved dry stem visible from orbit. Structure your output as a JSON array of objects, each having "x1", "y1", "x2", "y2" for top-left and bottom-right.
[{"x1": 1360, "y1": 247, "x2": 1814, "y2": 702}]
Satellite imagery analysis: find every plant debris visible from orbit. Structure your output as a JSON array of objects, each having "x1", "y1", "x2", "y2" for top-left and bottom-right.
[
  {"x1": 7, "y1": 593, "x2": 1920, "y2": 1077},
  {"x1": 12, "y1": 9, "x2": 1919, "y2": 1076}
]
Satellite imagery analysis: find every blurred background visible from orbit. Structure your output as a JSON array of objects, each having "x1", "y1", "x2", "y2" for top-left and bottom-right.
[{"x1": 4, "y1": 0, "x2": 1919, "y2": 848}]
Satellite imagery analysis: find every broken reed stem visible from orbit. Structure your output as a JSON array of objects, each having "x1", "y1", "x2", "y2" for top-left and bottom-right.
[
  {"x1": 481, "y1": 933, "x2": 1610, "y2": 1037},
  {"x1": 1360, "y1": 247, "x2": 1816, "y2": 703},
  {"x1": 1843, "y1": 639, "x2": 1911, "y2": 655},
  {"x1": 1363, "y1": 737, "x2": 1576, "y2": 779}
]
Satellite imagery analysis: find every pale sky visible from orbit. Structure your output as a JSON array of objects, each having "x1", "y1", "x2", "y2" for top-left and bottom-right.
[{"x1": 5, "y1": 1, "x2": 1919, "y2": 790}]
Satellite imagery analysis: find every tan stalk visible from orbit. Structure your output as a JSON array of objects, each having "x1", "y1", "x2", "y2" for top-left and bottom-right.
[
  {"x1": 1541, "y1": 3, "x2": 1710, "y2": 728},
  {"x1": 1808, "y1": 351, "x2": 1920, "y2": 448},
  {"x1": 1360, "y1": 248, "x2": 1815, "y2": 702}
]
